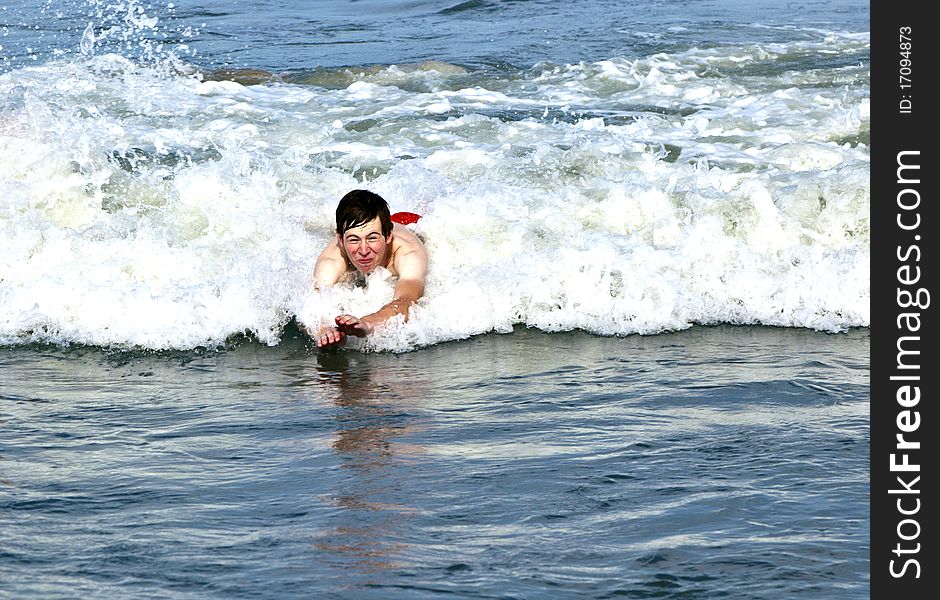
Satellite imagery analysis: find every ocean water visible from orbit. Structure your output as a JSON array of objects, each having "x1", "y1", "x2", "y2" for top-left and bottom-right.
[
  {"x1": 1, "y1": 0, "x2": 869, "y2": 350},
  {"x1": 2, "y1": 325, "x2": 869, "y2": 599},
  {"x1": 2, "y1": 1, "x2": 869, "y2": 598}
]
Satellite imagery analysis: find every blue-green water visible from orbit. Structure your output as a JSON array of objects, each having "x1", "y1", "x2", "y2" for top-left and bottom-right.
[
  {"x1": 2, "y1": 0, "x2": 869, "y2": 597},
  {"x1": 3, "y1": 0, "x2": 870, "y2": 72},
  {"x1": 2, "y1": 326, "x2": 868, "y2": 598}
]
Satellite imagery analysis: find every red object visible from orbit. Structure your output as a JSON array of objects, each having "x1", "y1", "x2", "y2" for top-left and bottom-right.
[{"x1": 390, "y1": 211, "x2": 421, "y2": 225}]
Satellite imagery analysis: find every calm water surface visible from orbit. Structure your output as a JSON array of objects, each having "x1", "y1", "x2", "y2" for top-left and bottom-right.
[{"x1": 2, "y1": 326, "x2": 869, "y2": 598}]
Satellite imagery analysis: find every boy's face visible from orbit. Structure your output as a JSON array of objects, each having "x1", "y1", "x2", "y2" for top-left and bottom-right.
[{"x1": 340, "y1": 217, "x2": 391, "y2": 273}]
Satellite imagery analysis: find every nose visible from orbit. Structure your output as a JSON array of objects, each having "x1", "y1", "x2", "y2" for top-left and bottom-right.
[{"x1": 356, "y1": 243, "x2": 371, "y2": 256}]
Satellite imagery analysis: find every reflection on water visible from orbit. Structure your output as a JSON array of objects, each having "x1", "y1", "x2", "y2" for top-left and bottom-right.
[
  {"x1": 308, "y1": 349, "x2": 427, "y2": 575},
  {"x1": 0, "y1": 326, "x2": 870, "y2": 598}
]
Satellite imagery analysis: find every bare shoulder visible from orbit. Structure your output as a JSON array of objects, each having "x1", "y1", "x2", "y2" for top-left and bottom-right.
[
  {"x1": 315, "y1": 236, "x2": 346, "y2": 267},
  {"x1": 314, "y1": 235, "x2": 350, "y2": 286},
  {"x1": 391, "y1": 223, "x2": 426, "y2": 252},
  {"x1": 389, "y1": 224, "x2": 428, "y2": 277}
]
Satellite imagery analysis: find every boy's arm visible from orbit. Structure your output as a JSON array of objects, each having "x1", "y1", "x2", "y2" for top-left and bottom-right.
[
  {"x1": 311, "y1": 237, "x2": 350, "y2": 348},
  {"x1": 334, "y1": 243, "x2": 428, "y2": 336}
]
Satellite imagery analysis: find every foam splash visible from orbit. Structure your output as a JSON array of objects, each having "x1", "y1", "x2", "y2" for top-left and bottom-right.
[
  {"x1": 1, "y1": 28, "x2": 869, "y2": 351},
  {"x1": 80, "y1": 0, "x2": 197, "y2": 67}
]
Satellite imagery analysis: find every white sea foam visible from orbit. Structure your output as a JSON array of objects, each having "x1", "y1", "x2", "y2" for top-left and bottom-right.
[{"x1": 1, "y1": 29, "x2": 869, "y2": 350}]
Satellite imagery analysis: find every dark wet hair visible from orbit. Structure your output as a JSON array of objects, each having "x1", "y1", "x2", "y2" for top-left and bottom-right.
[{"x1": 335, "y1": 189, "x2": 392, "y2": 237}]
